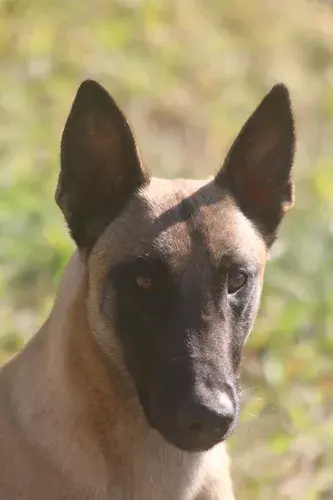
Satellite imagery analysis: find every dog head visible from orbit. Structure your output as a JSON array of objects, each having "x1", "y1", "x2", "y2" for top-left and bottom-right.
[{"x1": 56, "y1": 80, "x2": 295, "y2": 452}]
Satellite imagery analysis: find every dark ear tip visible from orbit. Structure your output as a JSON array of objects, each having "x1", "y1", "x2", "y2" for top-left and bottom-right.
[
  {"x1": 265, "y1": 83, "x2": 295, "y2": 136},
  {"x1": 75, "y1": 79, "x2": 109, "y2": 99},
  {"x1": 68, "y1": 79, "x2": 117, "y2": 116},
  {"x1": 267, "y1": 83, "x2": 292, "y2": 107},
  {"x1": 78, "y1": 78, "x2": 102, "y2": 89}
]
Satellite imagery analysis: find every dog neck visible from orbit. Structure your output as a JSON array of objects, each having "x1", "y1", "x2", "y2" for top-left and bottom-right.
[{"x1": 5, "y1": 252, "x2": 135, "y2": 492}]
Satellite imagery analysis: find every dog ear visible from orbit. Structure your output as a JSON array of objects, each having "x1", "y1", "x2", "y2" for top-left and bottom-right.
[
  {"x1": 215, "y1": 84, "x2": 295, "y2": 245},
  {"x1": 56, "y1": 79, "x2": 148, "y2": 250}
]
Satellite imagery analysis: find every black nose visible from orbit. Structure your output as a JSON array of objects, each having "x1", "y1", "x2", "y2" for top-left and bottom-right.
[{"x1": 177, "y1": 392, "x2": 235, "y2": 439}]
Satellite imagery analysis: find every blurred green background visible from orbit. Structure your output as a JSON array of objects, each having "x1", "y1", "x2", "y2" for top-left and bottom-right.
[{"x1": 1, "y1": 0, "x2": 333, "y2": 498}]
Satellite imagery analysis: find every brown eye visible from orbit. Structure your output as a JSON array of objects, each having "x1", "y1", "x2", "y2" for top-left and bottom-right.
[
  {"x1": 136, "y1": 275, "x2": 153, "y2": 290},
  {"x1": 228, "y1": 271, "x2": 247, "y2": 294}
]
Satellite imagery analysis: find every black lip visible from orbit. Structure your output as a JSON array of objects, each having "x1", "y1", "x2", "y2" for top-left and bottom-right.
[
  {"x1": 137, "y1": 376, "x2": 239, "y2": 452},
  {"x1": 160, "y1": 432, "x2": 227, "y2": 453},
  {"x1": 142, "y1": 402, "x2": 236, "y2": 452}
]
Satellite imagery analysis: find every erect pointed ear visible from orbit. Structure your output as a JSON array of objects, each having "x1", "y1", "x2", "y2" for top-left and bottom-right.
[
  {"x1": 215, "y1": 84, "x2": 296, "y2": 245},
  {"x1": 56, "y1": 79, "x2": 149, "y2": 250}
]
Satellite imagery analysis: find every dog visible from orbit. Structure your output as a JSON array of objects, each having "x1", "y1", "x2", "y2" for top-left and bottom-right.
[{"x1": 0, "y1": 79, "x2": 295, "y2": 499}]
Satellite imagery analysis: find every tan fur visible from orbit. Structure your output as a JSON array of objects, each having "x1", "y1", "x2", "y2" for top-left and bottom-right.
[
  {"x1": 0, "y1": 77, "x2": 295, "y2": 499},
  {"x1": 0, "y1": 177, "x2": 268, "y2": 500}
]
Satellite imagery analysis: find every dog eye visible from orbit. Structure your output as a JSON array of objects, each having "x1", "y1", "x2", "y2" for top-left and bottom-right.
[
  {"x1": 135, "y1": 275, "x2": 153, "y2": 290},
  {"x1": 227, "y1": 270, "x2": 247, "y2": 294}
]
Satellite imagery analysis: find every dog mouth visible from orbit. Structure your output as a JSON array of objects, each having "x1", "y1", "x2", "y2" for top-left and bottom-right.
[
  {"x1": 133, "y1": 357, "x2": 239, "y2": 453},
  {"x1": 138, "y1": 389, "x2": 238, "y2": 453},
  {"x1": 156, "y1": 423, "x2": 233, "y2": 453}
]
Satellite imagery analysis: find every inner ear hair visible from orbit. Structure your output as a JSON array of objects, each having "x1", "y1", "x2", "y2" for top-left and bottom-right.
[
  {"x1": 56, "y1": 79, "x2": 149, "y2": 251},
  {"x1": 215, "y1": 83, "x2": 296, "y2": 244}
]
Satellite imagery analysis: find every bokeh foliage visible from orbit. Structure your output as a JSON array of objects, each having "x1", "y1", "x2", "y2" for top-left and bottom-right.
[{"x1": 1, "y1": 0, "x2": 333, "y2": 497}]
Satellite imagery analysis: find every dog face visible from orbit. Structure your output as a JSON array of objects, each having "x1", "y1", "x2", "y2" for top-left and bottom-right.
[{"x1": 56, "y1": 80, "x2": 295, "y2": 452}]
